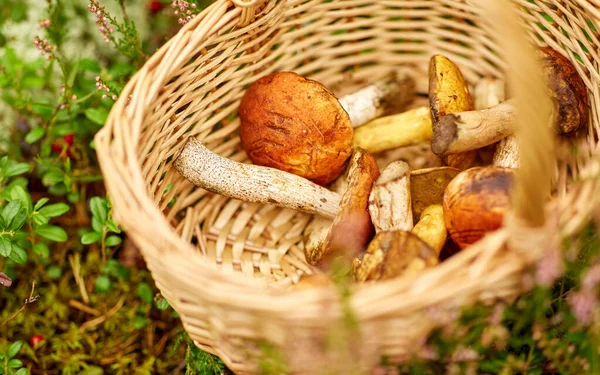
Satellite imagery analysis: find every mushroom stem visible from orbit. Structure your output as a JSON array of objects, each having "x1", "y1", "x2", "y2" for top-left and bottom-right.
[
  {"x1": 493, "y1": 136, "x2": 520, "y2": 168},
  {"x1": 173, "y1": 137, "x2": 341, "y2": 219},
  {"x1": 339, "y1": 72, "x2": 415, "y2": 128},
  {"x1": 368, "y1": 161, "x2": 413, "y2": 233},
  {"x1": 352, "y1": 106, "x2": 432, "y2": 154},
  {"x1": 473, "y1": 77, "x2": 520, "y2": 169},
  {"x1": 431, "y1": 98, "x2": 517, "y2": 156},
  {"x1": 411, "y1": 204, "x2": 447, "y2": 256}
]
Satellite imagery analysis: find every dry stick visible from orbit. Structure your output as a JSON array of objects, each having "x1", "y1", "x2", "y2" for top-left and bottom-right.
[
  {"x1": 68, "y1": 299, "x2": 101, "y2": 316},
  {"x1": 1, "y1": 281, "x2": 39, "y2": 327},
  {"x1": 69, "y1": 253, "x2": 90, "y2": 304},
  {"x1": 79, "y1": 297, "x2": 125, "y2": 332}
]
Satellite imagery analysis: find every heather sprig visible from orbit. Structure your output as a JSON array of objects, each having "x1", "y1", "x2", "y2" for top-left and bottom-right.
[{"x1": 87, "y1": 0, "x2": 147, "y2": 67}]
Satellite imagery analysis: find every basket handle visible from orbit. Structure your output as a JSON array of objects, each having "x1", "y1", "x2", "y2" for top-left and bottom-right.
[
  {"x1": 232, "y1": 0, "x2": 267, "y2": 26},
  {"x1": 481, "y1": 0, "x2": 555, "y2": 229}
]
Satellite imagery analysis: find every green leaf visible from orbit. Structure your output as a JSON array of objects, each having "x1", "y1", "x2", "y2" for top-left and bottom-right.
[
  {"x1": 94, "y1": 275, "x2": 111, "y2": 293},
  {"x1": 35, "y1": 225, "x2": 68, "y2": 242},
  {"x1": 10, "y1": 186, "x2": 32, "y2": 214},
  {"x1": 90, "y1": 197, "x2": 107, "y2": 223},
  {"x1": 32, "y1": 212, "x2": 49, "y2": 226},
  {"x1": 7, "y1": 341, "x2": 23, "y2": 358},
  {"x1": 155, "y1": 298, "x2": 170, "y2": 310},
  {"x1": 42, "y1": 171, "x2": 63, "y2": 186},
  {"x1": 104, "y1": 260, "x2": 130, "y2": 280},
  {"x1": 8, "y1": 245, "x2": 27, "y2": 264},
  {"x1": 105, "y1": 235, "x2": 121, "y2": 247},
  {"x1": 0, "y1": 237, "x2": 12, "y2": 257},
  {"x1": 81, "y1": 231, "x2": 102, "y2": 245},
  {"x1": 134, "y1": 315, "x2": 149, "y2": 330},
  {"x1": 39, "y1": 203, "x2": 69, "y2": 218},
  {"x1": 91, "y1": 216, "x2": 103, "y2": 233},
  {"x1": 33, "y1": 242, "x2": 49, "y2": 258},
  {"x1": 137, "y1": 283, "x2": 154, "y2": 305},
  {"x1": 85, "y1": 107, "x2": 108, "y2": 125},
  {"x1": 9, "y1": 208, "x2": 27, "y2": 231},
  {"x1": 24, "y1": 127, "x2": 45, "y2": 144},
  {"x1": 14, "y1": 368, "x2": 28, "y2": 375},
  {"x1": 1, "y1": 200, "x2": 22, "y2": 229},
  {"x1": 47, "y1": 266, "x2": 62, "y2": 279},
  {"x1": 34, "y1": 198, "x2": 49, "y2": 211},
  {"x1": 7, "y1": 358, "x2": 23, "y2": 368},
  {"x1": 106, "y1": 220, "x2": 120, "y2": 234},
  {"x1": 2, "y1": 163, "x2": 31, "y2": 178}
]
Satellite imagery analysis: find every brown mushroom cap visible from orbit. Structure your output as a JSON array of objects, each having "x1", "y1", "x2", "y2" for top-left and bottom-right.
[
  {"x1": 239, "y1": 71, "x2": 354, "y2": 186},
  {"x1": 352, "y1": 231, "x2": 438, "y2": 282},
  {"x1": 410, "y1": 166, "x2": 460, "y2": 223},
  {"x1": 442, "y1": 166, "x2": 514, "y2": 249},
  {"x1": 539, "y1": 47, "x2": 589, "y2": 134},
  {"x1": 304, "y1": 148, "x2": 380, "y2": 267}
]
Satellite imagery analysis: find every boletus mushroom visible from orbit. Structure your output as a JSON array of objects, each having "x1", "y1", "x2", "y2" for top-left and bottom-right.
[
  {"x1": 431, "y1": 47, "x2": 588, "y2": 158},
  {"x1": 429, "y1": 54, "x2": 478, "y2": 170},
  {"x1": 238, "y1": 71, "x2": 414, "y2": 186},
  {"x1": 411, "y1": 204, "x2": 447, "y2": 256},
  {"x1": 352, "y1": 106, "x2": 433, "y2": 154},
  {"x1": 442, "y1": 166, "x2": 514, "y2": 249},
  {"x1": 368, "y1": 160, "x2": 413, "y2": 233},
  {"x1": 303, "y1": 148, "x2": 380, "y2": 267},
  {"x1": 174, "y1": 137, "x2": 343, "y2": 219},
  {"x1": 409, "y1": 166, "x2": 460, "y2": 223},
  {"x1": 473, "y1": 76, "x2": 520, "y2": 169},
  {"x1": 352, "y1": 231, "x2": 439, "y2": 282}
]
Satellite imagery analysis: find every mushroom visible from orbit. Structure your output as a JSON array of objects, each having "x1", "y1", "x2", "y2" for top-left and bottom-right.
[
  {"x1": 411, "y1": 204, "x2": 447, "y2": 256},
  {"x1": 428, "y1": 54, "x2": 478, "y2": 170},
  {"x1": 352, "y1": 106, "x2": 433, "y2": 154},
  {"x1": 173, "y1": 137, "x2": 343, "y2": 219},
  {"x1": 303, "y1": 148, "x2": 380, "y2": 267},
  {"x1": 430, "y1": 47, "x2": 588, "y2": 158},
  {"x1": 409, "y1": 166, "x2": 460, "y2": 223},
  {"x1": 442, "y1": 166, "x2": 514, "y2": 249},
  {"x1": 238, "y1": 71, "x2": 414, "y2": 185},
  {"x1": 352, "y1": 231, "x2": 438, "y2": 282},
  {"x1": 367, "y1": 160, "x2": 413, "y2": 233},
  {"x1": 473, "y1": 76, "x2": 520, "y2": 169}
]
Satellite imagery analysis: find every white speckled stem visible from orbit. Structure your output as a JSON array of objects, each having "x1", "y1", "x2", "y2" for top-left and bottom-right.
[
  {"x1": 338, "y1": 74, "x2": 413, "y2": 128},
  {"x1": 173, "y1": 137, "x2": 341, "y2": 219}
]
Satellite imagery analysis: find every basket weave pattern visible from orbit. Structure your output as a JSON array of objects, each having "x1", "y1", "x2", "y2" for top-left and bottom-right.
[{"x1": 96, "y1": 0, "x2": 600, "y2": 373}]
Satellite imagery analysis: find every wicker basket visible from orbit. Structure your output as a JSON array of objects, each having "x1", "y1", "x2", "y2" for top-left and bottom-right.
[{"x1": 95, "y1": 0, "x2": 600, "y2": 373}]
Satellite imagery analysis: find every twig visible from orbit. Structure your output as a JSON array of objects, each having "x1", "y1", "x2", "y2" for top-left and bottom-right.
[
  {"x1": 1, "y1": 281, "x2": 40, "y2": 327},
  {"x1": 69, "y1": 253, "x2": 90, "y2": 303},
  {"x1": 68, "y1": 299, "x2": 101, "y2": 316},
  {"x1": 79, "y1": 297, "x2": 125, "y2": 332}
]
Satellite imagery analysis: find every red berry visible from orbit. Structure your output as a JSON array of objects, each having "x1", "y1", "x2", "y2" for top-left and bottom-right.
[
  {"x1": 148, "y1": 1, "x2": 163, "y2": 13},
  {"x1": 63, "y1": 134, "x2": 74, "y2": 145},
  {"x1": 51, "y1": 142, "x2": 63, "y2": 154},
  {"x1": 30, "y1": 334, "x2": 44, "y2": 347}
]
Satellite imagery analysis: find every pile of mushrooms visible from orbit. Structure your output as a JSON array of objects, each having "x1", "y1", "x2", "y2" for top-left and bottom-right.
[{"x1": 172, "y1": 46, "x2": 588, "y2": 285}]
